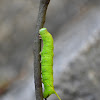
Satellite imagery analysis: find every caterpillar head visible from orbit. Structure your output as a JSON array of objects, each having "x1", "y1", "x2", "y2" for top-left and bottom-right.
[{"x1": 39, "y1": 28, "x2": 48, "y2": 38}]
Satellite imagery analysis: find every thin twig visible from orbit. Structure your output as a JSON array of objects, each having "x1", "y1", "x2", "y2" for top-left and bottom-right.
[{"x1": 33, "y1": 0, "x2": 50, "y2": 100}]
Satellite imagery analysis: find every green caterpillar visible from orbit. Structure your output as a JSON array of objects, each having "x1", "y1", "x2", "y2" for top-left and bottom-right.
[{"x1": 39, "y1": 28, "x2": 61, "y2": 100}]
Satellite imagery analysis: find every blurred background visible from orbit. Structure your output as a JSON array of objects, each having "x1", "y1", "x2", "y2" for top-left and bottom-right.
[{"x1": 0, "y1": 0, "x2": 100, "y2": 100}]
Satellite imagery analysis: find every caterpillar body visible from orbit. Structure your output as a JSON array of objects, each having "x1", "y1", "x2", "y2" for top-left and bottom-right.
[{"x1": 39, "y1": 28, "x2": 61, "y2": 100}]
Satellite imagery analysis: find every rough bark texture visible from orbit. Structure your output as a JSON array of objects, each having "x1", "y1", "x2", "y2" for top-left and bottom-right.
[{"x1": 34, "y1": 0, "x2": 50, "y2": 100}]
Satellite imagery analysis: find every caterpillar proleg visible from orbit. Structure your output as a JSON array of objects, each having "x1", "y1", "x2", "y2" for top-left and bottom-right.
[{"x1": 39, "y1": 28, "x2": 61, "y2": 100}]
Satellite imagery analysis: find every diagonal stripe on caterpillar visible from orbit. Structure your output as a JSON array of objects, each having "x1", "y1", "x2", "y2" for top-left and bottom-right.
[{"x1": 39, "y1": 28, "x2": 61, "y2": 100}]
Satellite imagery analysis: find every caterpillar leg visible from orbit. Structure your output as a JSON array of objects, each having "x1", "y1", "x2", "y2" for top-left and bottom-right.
[
  {"x1": 41, "y1": 78, "x2": 43, "y2": 83},
  {"x1": 39, "y1": 35, "x2": 42, "y2": 39},
  {"x1": 39, "y1": 52, "x2": 41, "y2": 55}
]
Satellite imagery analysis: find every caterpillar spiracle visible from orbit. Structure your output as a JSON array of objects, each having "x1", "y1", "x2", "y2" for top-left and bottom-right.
[{"x1": 39, "y1": 28, "x2": 61, "y2": 100}]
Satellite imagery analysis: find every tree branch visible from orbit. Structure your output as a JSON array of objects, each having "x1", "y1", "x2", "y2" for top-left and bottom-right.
[{"x1": 33, "y1": 0, "x2": 50, "y2": 100}]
